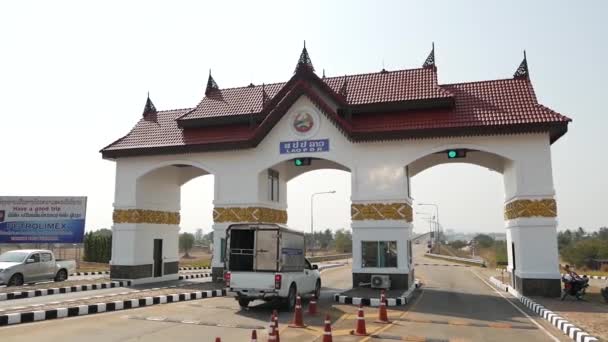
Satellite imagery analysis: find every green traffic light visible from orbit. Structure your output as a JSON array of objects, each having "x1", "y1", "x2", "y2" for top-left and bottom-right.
[
  {"x1": 448, "y1": 150, "x2": 457, "y2": 158},
  {"x1": 295, "y1": 159, "x2": 303, "y2": 166}
]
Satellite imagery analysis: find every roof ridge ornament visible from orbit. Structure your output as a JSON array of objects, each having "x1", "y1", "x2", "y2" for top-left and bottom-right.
[
  {"x1": 205, "y1": 69, "x2": 220, "y2": 95},
  {"x1": 422, "y1": 42, "x2": 436, "y2": 70},
  {"x1": 513, "y1": 50, "x2": 529, "y2": 79},
  {"x1": 142, "y1": 92, "x2": 157, "y2": 117},
  {"x1": 339, "y1": 75, "x2": 348, "y2": 100},
  {"x1": 294, "y1": 40, "x2": 315, "y2": 74}
]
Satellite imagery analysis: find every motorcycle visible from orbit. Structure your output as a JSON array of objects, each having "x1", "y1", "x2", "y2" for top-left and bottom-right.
[{"x1": 561, "y1": 274, "x2": 589, "y2": 300}]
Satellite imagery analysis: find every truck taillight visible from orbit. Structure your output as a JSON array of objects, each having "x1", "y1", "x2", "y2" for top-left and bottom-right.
[
  {"x1": 274, "y1": 274, "x2": 282, "y2": 289},
  {"x1": 224, "y1": 272, "x2": 231, "y2": 287}
]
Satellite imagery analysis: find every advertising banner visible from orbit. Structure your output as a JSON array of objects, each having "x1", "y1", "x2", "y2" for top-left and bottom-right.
[{"x1": 0, "y1": 196, "x2": 87, "y2": 243}]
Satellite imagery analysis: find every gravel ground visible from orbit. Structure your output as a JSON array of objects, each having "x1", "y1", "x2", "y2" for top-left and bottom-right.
[
  {"x1": 532, "y1": 286, "x2": 608, "y2": 341},
  {"x1": 0, "y1": 281, "x2": 223, "y2": 315},
  {"x1": 0, "y1": 277, "x2": 116, "y2": 294}
]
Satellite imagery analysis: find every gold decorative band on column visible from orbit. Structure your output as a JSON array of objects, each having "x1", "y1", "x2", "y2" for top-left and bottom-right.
[
  {"x1": 213, "y1": 207, "x2": 288, "y2": 224},
  {"x1": 351, "y1": 202, "x2": 413, "y2": 222},
  {"x1": 113, "y1": 209, "x2": 180, "y2": 225},
  {"x1": 504, "y1": 199, "x2": 557, "y2": 220}
]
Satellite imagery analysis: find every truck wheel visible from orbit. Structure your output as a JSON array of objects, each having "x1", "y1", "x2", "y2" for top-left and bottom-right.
[
  {"x1": 54, "y1": 269, "x2": 68, "y2": 282},
  {"x1": 238, "y1": 298, "x2": 250, "y2": 308},
  {"x1": 8, "y1": 273, "x2": 24, "y2": 287},
  {"x1": 314, "y1": 279, "x2": 321, "y2": 299},
  {"x1": 284, "y1": 284, "x2": 297, "y2": 311}
]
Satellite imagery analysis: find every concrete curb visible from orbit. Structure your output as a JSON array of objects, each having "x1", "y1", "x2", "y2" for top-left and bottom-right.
[
  {"x1": 333, "y1": 279, "x2": 420, "y2": 307},
  {"x1": 178, "y1": 273, "x2": 211, "y2": 280},
  {"x1": 0, "y1": 280, "x2": 132, "y2": 302},
  {"x1": 425, "y1": 253, "x2": 486, "y2": 267},
  {"x1": 70, "y1": 271, "x2": 110, "y2": 276},
  {"x1": 0, "y1": 289, "x2": 227, "y2": 327},
  {"x1": 318, "y1": 263, "x2": 347, "y2": 272},
  {"x1": 415, "y1": 263, "x2": 470, "y2": 267},
  {"x1": 496, "y1": 268, "x2": 608, "y2": 281},
  {"x1": 488, "y1": 277, "x2": 599, "y2": 342}
]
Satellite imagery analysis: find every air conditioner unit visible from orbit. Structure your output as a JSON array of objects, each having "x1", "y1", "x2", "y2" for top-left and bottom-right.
[{"x1": 370, "y1": 275, "x2": 391, "y2": 289}]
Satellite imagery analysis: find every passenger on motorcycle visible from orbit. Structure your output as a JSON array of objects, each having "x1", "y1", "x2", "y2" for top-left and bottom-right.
[{"x1": 561, "y1": 264, "x2": 589, "y2": 300}]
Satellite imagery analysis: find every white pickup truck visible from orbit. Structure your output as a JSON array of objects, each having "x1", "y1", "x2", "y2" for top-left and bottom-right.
[
  {"x1": 0, "y1": 249, "x2": 76, "y2": 286},
  {"x1": 223, "y1": 224, "x2": 321, "y2": 310}
]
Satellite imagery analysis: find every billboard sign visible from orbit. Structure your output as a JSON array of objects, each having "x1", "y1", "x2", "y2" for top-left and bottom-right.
[{"x1": 0, "y1": 197, "x2": 87, "y2": 243}]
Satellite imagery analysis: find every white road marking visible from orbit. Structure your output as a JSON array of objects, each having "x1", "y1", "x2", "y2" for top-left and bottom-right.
[{"x1": 471, "y1": 270, "x2": 560, "y2": 342}]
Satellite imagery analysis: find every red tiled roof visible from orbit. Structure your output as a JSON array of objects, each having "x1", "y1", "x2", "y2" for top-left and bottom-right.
[
  {"x1": 102, "y1": 67, "x2": 571, "y2": 158},
  {"x1": 350, "y1": 78, "x2": 570, "y2": 132},
  {"x1": 179, "y1": 68, "x2": 451, "y2": 121}
]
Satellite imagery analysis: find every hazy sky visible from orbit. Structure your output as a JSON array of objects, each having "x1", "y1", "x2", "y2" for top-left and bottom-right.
[{"x1": 1, "y1": 1, "x2": 607, "y2": 235}]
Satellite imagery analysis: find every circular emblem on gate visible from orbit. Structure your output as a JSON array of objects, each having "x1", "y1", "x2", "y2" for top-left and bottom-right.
[
  {"x1": 293, "y1": 112, "x2": 314, "y2": 133},
  {"x1": 290, "y1": 107, "x2": 321, "y2": 139}
]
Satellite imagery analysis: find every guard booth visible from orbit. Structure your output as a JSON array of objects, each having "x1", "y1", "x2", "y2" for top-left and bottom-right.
[{"x1": 101, "y1": 44, "x2": 570, "y2": 296}]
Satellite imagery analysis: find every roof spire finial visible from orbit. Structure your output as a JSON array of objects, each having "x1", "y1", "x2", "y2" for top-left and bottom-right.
[
  {"x1": 422, "y1": 42, "x2": 436, "y2": 70},
  {"x1": 322, "y1": 68, "x2": 326, "y2": 79},
  {"x1": 294, "y1": 40, "x2": 315, "y2": 74},
  {"x1": 206, "y1": 69, "x2": 219, "y2": 95},
  {"x1": 262, "y1": 83, "x2": 271, "y2": 106},
  {"x1": 513, "y1": 50, "x2": 529, "y2": 79},
  {"x1": 339, "y1": 74, "x2": 348, "y2": 100},
  {"x1": 142, "y1": 91, "x2": 157, "y2": 117}
]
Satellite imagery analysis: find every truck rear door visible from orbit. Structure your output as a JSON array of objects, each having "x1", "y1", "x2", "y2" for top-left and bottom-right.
[{"x1": 255, "y1": 229, "x2": 278, "y2": 271}]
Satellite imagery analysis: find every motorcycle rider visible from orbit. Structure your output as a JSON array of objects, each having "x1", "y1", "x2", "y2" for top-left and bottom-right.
[{"x1": 562, "y1": 264, "x2": 589, "y2": 300}]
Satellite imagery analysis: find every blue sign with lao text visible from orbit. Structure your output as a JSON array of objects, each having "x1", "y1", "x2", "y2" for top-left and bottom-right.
[{"x1": 279, "y1": 139, "x2": 329, "y2": 154}]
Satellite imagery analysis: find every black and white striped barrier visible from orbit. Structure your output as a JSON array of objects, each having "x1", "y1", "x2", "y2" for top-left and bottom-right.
[
  {"x1": 561, "y1": 274, "x2": 607, "y2": 281},
  {"x1": 497, "y1": 269, "x2": 608, "y2": 281},
  {"x1": 0, "y1": 289, "x2": 227, "y2": 327},
  {"x1": 0, "y1": 280, "x2": 132, "y2": 302},
  {"x1": 70, "y1": 271, "x2": 110, "y2": 276},
  {"x1": 333, "y1": 280, "x2": 420, "y2": 307},
  {"x1": 178, "y1": 267, "x2": 210, "y2": 271},
  {"x1": 488, "y1": 277, "x2": 598, "y2": 342},
  {"x1": 178, "y1": 273, "x2": 211, "y2": 280}
]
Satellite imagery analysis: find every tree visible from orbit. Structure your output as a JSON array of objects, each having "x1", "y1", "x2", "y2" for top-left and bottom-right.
[
  {"x1": 473, "y1": 234, "x2": 494, "y2": 249},
  {"x1": 83, "y1": 230, "x2": 112, "y2": 263},
  {"x1": 448, "y1": 240, "x2": 468, "y2": 250},
  {"x1": 179, "y1": 233, "x2": 195, "y2": 257},
  {"x1": 194, "y1": 229, "x2": 204, "y2": 245},
  {"x1": 334, "y1": 229, "x2": 352, "y2": 253}
]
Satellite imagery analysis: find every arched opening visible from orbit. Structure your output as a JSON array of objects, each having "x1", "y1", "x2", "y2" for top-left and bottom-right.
[
  {"x1": 406, "y1": 148, "x2": 512, "y2": 277},
  {"x1": 262, "y1": 158, "x2": 352, "y2": 255},
  {"x1": 111, "y1": 162, "x2": 215, "y2": 283}
]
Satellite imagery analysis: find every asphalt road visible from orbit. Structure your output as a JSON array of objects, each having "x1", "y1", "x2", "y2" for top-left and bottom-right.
[
  {"x1": 0, "y1": 276, "x2": 212, "y2": 312},
  {"x1": 0, "y1": 253, "x2": 571, "y2": 341}
]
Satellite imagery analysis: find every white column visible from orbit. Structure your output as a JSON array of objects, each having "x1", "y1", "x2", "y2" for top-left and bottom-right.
[{"x1": 502, "y1": 146, "x2": 561, "y2": 297}]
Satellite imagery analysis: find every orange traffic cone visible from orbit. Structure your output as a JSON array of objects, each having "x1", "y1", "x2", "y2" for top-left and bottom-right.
[
  {"x1": 288, "y1": 295, "x2": 306, "y2": 328},
  {"x1": 272, "y1": 310, "x2": 280, "y2": 342},
  {"x1": 322, "y1": 314, "x2": 333, "y2": 342},
  {"x1": 267, "y1": 324, "x2": 276, "y2": 342},
  {"x1": 350, "y1": 304, "x2": 369, "y2": 336},
  {"x1": 376, "y1": 290, "x2": 391, "y2": 324},
  {"x1": 251, "y1": 330, "x2": 257, "y2": 342},
  {"x1": 308, "y1": 294, "x2": 318, "y2": 316}
]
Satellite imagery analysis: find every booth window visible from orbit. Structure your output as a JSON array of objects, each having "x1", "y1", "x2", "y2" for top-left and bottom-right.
[
  {"x1": 268, "y1": 169, "x2": 280, "y2": 202},
  {"x1": 361, "y1": 241, "x2": 397, "y2": 268}
]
